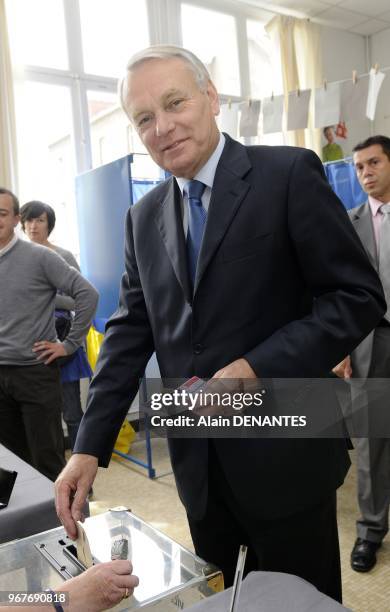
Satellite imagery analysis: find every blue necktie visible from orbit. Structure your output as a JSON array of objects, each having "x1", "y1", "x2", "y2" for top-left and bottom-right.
[{"x1": 186, "y1": 180, "x2": 207, "y2": 287}]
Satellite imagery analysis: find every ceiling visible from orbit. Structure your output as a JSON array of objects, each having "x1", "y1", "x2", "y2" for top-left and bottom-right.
[{"x1": 239, "y1": 0, "x2": 390, "y2": 35}]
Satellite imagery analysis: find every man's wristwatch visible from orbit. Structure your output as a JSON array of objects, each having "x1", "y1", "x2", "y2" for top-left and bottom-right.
[{"x1": 44, "y1": 589, "x2": 65, "y2": 612}]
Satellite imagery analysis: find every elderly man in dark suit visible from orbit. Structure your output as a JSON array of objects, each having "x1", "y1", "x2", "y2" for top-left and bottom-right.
[
  {"x1": 334, "y1": 135, "x2": 390, "y2": 573},
  {"x1": 55, "y1": 46, "x2": 385, "y2": 602}
]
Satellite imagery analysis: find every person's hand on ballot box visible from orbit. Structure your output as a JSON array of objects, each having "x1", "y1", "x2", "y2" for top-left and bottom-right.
[
  {"x1": 55, "y1": 454, "x2": 98, "y2": 539},
  {"x1": 0, "y1": 561, "x2": 139, "y2": 612},
  {"x1": 61, "y1": 560, "x2": 139, "y2": 611}
]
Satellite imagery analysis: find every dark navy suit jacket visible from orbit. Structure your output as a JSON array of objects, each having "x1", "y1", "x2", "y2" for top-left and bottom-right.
[{"x1": 75, "y1": 135, "x2": 385, "y2": 520}]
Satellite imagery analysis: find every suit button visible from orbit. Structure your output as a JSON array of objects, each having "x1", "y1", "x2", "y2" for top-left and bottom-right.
[{"x1": 193, "y1": 343, "x2": 203, "y2": 355}]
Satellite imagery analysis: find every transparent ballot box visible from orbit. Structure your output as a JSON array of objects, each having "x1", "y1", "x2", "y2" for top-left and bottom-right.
[{"x1": 0, "y1": 508, "x2": 223, "y2": 610}]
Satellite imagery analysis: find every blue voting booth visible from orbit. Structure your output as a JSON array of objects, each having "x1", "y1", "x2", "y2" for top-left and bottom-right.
[
  {"x1": 324, "y1": 158, "x2": 366, "y2": 211},
  {"x1": 75, "y1": 155, "x2": 164, "y2": 328},
  {"x1": 75, "y1": 155, "x2": 164, "y2": 478}
]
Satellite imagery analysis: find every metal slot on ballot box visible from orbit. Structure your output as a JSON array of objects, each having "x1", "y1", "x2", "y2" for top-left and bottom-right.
[
  {"x1": 35, "y1": 536, "x2": 91, "y2": 580},
  {"x1": 33, "y1": 509, "x2": 223, "y2": 610}
]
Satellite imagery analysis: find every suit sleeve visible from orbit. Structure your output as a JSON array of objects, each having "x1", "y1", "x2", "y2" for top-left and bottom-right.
[
  {"x1": 74, "y1": 208, "x2": 155, "y2": 466},
  {"x1": 244, "y1": 148, "x2": 385, "y2": 378}
]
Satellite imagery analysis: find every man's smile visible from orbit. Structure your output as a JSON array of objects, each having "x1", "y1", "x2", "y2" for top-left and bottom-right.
[{"x1": 162, "y1": 138, "x2": 188, "y2": 152}]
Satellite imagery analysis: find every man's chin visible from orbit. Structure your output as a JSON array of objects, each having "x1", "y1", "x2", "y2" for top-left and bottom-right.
[
  {"x1": 163, "y1": 161, "x2": 194, "y2": 179},
  {"x1": 160, "y1": 149, "x2": 198, "y2": 178}
]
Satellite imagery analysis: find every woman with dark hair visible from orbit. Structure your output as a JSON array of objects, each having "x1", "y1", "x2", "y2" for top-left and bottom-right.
[
  {"x1": 21, "y1": 200, "x2": 79, "y2": 277},
  {"x1": 20, "y1": 201, "x2": 92, "y2": 451}
]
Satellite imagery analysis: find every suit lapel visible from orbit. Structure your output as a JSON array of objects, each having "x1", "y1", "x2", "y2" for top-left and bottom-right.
[
  {"x1": 350, "y1": 202, "x2": 377, "y2": 269},
  {"x1": 194, "y1": 137, "x2": 251, "y2": 293},
  {"x1": 154, "y1": 178, "x2": 192, "y2": 303}
]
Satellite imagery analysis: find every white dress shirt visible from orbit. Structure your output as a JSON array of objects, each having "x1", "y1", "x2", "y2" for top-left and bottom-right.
[{"x1": 175, "y1": 133, "x2": 225, "y2": 236}]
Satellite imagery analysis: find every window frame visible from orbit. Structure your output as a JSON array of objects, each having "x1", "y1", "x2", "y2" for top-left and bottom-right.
[{"x1": 10, "y1": 0, "x2": 274, "y2": 176}]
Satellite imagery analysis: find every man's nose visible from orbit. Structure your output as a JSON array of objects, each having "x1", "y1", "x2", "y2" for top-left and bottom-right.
[
  {"x1": 362, "y1": 165, "x2": 372, "y2": 177},
  {"x1": 155, "y1": 112, "x2": 174, "y2": 137}
]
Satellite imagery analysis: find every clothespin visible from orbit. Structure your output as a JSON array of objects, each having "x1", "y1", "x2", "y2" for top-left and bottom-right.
[
  {"x1": 352, "y1": 70, "x2": 357, "y2": 84},
  {"x1": 323, "y1": 79, "x2": 327, "y2": 91},
  {"x1": 374, "y1": 63, "x2": 379, "y2": 74},
  {"x1": 248, "y1": 98, "x2": 252, "y2": 108},
  {"x1": 227, "y1": 97, "x2": 231, "y2": 110},
  {"x1": 271, "y1": 91, "x2": 274, "y2": 101},
  {"x1": 297, "y1": 86, "x2": 300, "y2": 97}
]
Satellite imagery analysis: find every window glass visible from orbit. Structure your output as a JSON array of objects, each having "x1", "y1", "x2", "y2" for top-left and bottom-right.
[
  {"x1": 247, "y1": 19, "x2": 284, "y2": 146},
  {"x1": 247, "y1": 20, "x2": 274, "y2": 99},
  {"x1": 79, "y1": 0, "x2": 149, "y2": 78},
  {"x1": 181, "y1": 4, "x2": 240, "y2": 96},
  {"x1": 6, "y1": 0, "x2": 68, "y2": 69},
  {"x1": 14, "y1": 82, "x2": 79, "y2": 255}
]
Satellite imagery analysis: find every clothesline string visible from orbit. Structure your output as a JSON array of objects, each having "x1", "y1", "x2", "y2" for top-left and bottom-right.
[
  {"x1": 321, "y1": 65, "x2": 390, "y2": 89},
  {"x1": 218, "y1": 65, "x2": 390, "y2": 105}
]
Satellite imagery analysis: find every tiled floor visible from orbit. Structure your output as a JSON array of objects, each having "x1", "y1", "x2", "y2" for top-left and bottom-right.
[{"x1": 89, "y1": 438, "x2": 390, "y2": 612}]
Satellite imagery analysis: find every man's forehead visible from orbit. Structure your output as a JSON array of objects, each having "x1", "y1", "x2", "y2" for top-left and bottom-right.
[
  {"x1": 354, "y1": 145, "x2": 384, "y2": 162},
  {"x1": 132, "y1": 85, "x2": 186, "y2": 102}
]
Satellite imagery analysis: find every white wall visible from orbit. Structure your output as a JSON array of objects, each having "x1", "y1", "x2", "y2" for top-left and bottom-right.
[
  {"x1": 370, "y1": 28, "x2": 390, "y2": 138},
  {"x1": 320, "y1": 26, "x2": 370, "y2": 156}
]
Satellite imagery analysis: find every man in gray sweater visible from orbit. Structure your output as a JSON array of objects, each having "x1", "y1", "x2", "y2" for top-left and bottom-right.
[{"x1": 0, "y1": 188, "x2": 98, "y2": 481}]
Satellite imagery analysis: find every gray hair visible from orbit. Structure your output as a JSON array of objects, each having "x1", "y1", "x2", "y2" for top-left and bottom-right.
[{"x1": 119, "y1": 45, "x2": 211, "y2": 116}]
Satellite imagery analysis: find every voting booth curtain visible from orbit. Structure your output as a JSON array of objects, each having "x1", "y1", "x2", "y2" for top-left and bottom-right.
[
  {"x1": 78, "y1": 168, "x2": 162, "y2": 456},
  {"x1": 324, "y1": 159, "x2": 366, "y2": 210}
]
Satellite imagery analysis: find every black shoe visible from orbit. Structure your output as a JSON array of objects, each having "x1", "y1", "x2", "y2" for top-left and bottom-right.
[{"x1": 351, "y1": 538, "x2": 381, "y2": 572}]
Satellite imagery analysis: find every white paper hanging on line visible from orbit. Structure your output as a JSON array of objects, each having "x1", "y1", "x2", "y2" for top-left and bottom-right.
[
  {"x1": 262, "y1": 95, "x2": 284, "y2": 134},
  {"x1": 218, "y1": 103, "x2": 239, "y2": 138},
  {"x1": 314, "y1": 82, "x2": 340, "y2": 128},
  {"x1": 340, "y1": 76, "x2": 369, "y2": 122},
  {"x1": 287, "y1": 89, "x2": 311, "y2": 131},
  {"x1": 239, "y1": 100, "x2": 261, "y2": 137},
  {"x1": 366, "y1": 68, "x2": 385, "y2": 121}
]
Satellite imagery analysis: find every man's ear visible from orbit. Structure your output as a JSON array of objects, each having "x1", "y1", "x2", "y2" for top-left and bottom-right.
[
  {"x1": 207, "y1": 80, "x2": 220, "y2": 116},
  {"x1": 14, "y1": 214, "x2": 21, "y2": 228}
]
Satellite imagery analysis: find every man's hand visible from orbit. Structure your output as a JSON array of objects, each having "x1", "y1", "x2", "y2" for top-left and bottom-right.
[
  {"x1": 194, "y1": 358, "x2": 257, "y2": 416},
  {"x1": 212, "y1": 357, "x2": 257, "y2": 382},
  {"x1": 333, "y1": 356, "x2": 352, "y2": 379},
  {"x1": 32, "y1": 340, "x2": 67, "y2": 365},
  {"x1": 60, "y1": 560, "x2": 139, "y2": 612},
  {"x1": 55, "y1": 454, "x2": 98, "y2": 540}
]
